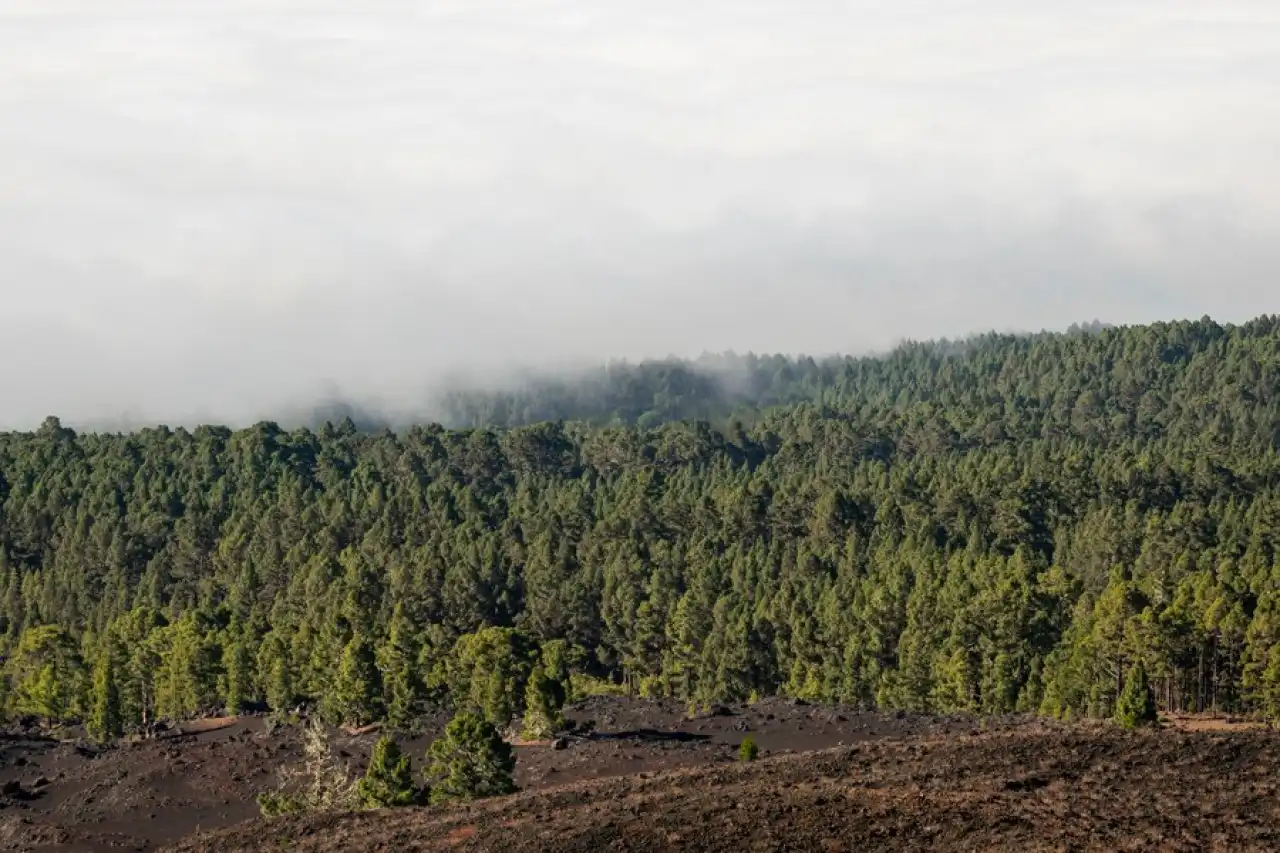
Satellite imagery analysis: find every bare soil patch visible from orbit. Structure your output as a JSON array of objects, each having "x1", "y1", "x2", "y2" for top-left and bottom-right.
[
  {"x1": 168, "y1": 722, "x2": 1280, "y2": 853},
  {"x1": 5, "y1": 700, "x2": 1273, "y2": 852},
  {"x1": 1162, "y1": 712, "x2": 1268, "y2": 733}
]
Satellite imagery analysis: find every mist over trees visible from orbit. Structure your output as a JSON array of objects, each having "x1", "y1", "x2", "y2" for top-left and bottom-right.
[
  {"x1": 0, "y1": 315, "x2": 1278, "y2": 732},
  {"x1": 253, "y1": 323, "x2": 1119, "y2": 434}
]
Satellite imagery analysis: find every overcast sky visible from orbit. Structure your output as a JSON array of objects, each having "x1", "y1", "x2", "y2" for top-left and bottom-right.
[{"x1": 1, "y1": 1, "x2": 1277, "y2": 427}]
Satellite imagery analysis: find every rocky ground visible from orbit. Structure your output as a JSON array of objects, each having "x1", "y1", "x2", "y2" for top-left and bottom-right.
[{"x1": 2, "y1": 698, "x2": 1274, "y2": 852}]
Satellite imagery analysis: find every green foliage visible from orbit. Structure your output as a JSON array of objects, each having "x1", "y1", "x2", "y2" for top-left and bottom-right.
[
  {"x1": 224, "y1": 636, "x2": 255, "y2": 716},
  {"x1": 0, "y1": 315, "x2": 1279, "y2": 732},
  {"x1": 568, "y1": 673, "x2": 629, "y2": 700},
  {"x1": 1253, "y1": 643, "x2": 1280, "y2": 723},
  {"x1": 7, "y1": 625, "x2": 83, "y2": 721},
  {"x1": 380, "y1": 604, "x2": 427, "y2": 731},
  {"x1": 87, "y1": 647, "x2": 122, "y2": 743},
  {"x1": 357, "y1": 735, "x2": 417, "y2": 808},
  {"x1": 738, "y1": 734, "x2": 759, "y2": 762},
  {"x1": 1114, "y1": 661, "x2": 1159, "y2": 728},
  {"x1": 520, "y1": 663, "x2": 565, "y2": 740},
  {"x1": 438, "y1": 628, "x2": 536, "y2": 728},
  {"x1": 108, "y1": 607, "x2": 166, "y2": 727},
  {"x1": 328, "y1": 634, "x2": 383, "y2": 727},
  {"x1": 257, "y1": 632, "x2": 295, "y2": 716},
  {"x1": 538, "y1": 640, "x2": 580, "y2": 699},
  {"x1": 425, "y1": 712, "x2": 517, "y2": 805},
  {"x1": 256, "y1": 790, "x2": 305, "y2": 819},
  {"x1": 154, "y1": 613, "x2": 218, "y2": 720}
]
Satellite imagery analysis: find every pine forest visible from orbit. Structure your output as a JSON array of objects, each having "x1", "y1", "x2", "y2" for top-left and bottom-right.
[{"x1": 2, "y1": 315, "x2": 1280, "y2": 736}]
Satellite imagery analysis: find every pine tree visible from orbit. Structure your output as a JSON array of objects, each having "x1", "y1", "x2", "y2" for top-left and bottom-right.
[
  {"x1": 224, "y1": 637, "x2": 254, "y2": 715},
  {"x1": 443, "y1": 628, "x2": 536, "y2": 728},
  {"x1": 1258, "y1": 642, "x2": 1280, "y2": 723},
  {"x1": 8, "y1": 625, "x2": 84, "y2": 722},
  {"x1": 155, "y1": 614, "x2": 216, "y2": 720},
  {"x1": 380, "y1": 604, "x2": 425, "y2": 731},
  {"x1": 520, "y1": 663, "x2": 564, "y2": 740},
  {"x1": 257, "y1": 632, "x2": 294, "y2": 716},
  {"x1": 110, "y1": 607, "x2": 165, "y2": 727},
  {"x1": 425, "y1": 711, "x2": 516, "y2": 804},
  {"x1": 1114, "y1": 660, "x2": 1158, "y2": 728},
  {"x1": 481, "y1": 668, "x2": 510, "y2": 729},
  {"x1": 357, "y1": 735, "x2": 417, "y2": 808},
  {"x1": 738, "y1": 734, "x2": 759, "y2": 761},
  {"x1": 87, "y1": 648, "x2": 122, "y2": 743},
  {"x1": 330, "y1": 633, "x2": 383, "y2": 727}
]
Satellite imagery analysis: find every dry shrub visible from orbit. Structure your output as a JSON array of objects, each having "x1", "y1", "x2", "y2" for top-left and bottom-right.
[{"x1": 258, "y1": 719, "x2": 359, "y2": 817}]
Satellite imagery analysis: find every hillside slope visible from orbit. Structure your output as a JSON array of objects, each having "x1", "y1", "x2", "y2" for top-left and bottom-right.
[{"x1": 167, "y1": 723, "x2": 1280, "y2": 853}]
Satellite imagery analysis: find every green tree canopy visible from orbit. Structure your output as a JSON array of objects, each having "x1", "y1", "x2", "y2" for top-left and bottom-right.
[
  {"x1": 0, "y1": 315, "x2": 1277, "y2": 734},
  {"x1": 1115, "y1": 660, "x2": 1159, "y2": 728},
  {"x1": 425, "y1": 712, "x2": 517, "y2": 804},
  {"x1": 357, "y1": 735, "x2": 417, "y2": 808}
]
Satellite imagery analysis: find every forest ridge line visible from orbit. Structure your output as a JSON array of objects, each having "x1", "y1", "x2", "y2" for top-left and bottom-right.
[{"x1": 52, "y1": 319, "x2": 1124, "y2": 435}]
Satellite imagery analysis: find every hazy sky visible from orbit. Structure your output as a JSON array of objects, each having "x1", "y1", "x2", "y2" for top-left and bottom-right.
[{"x1": 2, "y1": 1, "x2": 1277, "y2": 426}]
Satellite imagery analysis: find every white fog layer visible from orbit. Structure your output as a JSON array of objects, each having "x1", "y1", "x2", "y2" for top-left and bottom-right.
[{"x1": 1, "y1": 1, "x2": 1278, "y2": 426}]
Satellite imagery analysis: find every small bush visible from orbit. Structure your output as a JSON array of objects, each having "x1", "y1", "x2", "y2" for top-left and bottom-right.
[
  {"x1": 357, "y1": 735, "x2": 417, "y2": 808},
  {"x1": 425, "y1": 711, "x2": 516, "y2": 805},
  {"x1": 569, "y1": 673, "x2": 628, "y2": 699},
  {"x1": 257, "y1": 720, "x2": 359, "y2": 818},
  {"x1": 1115, "y1": 661, "x2": 1158, "y2": 729},
  {"x1": 521, "y1": 664, "x2": 566, "y2": 741},
  {"x1": 256, "y1": 790, "x2": 305, "y2": 818},
  {"x1": 739, "y1": 735, "x2": 759, "y2": 762}
]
